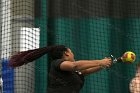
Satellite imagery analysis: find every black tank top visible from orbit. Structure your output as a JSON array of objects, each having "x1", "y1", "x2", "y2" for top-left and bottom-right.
[{"x1": 48, "y1": 59, "x2": 85, "y2": 93}]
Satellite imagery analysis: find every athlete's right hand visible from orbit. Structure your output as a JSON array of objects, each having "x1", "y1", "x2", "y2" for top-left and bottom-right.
[{"x1": 100, "y1": 58, "x2": 112, "y2": 68}]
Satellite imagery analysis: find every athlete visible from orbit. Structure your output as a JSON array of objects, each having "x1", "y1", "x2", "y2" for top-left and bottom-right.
[{"x1": 9, "y1": 45, "x2": 112, "y2": 93}]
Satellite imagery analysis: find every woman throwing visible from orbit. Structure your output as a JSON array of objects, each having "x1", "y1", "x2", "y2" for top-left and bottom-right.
[{"x1": 9, "y1": 45, "x2": 112, "y2": 93}]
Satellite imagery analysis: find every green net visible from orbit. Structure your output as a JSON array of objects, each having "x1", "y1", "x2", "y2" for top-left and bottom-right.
[{"x1": 0, "y1": 0, "x2": 140, "y2": 93}]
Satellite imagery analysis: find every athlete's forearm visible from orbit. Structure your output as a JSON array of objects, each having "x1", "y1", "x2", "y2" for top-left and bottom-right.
[
  {"x1": 74, "y1": 60, "x2": 103, "y2": 71},
  {"x1": 81, "y1": 66, "x2": 103, "y2": 75},
  {"x1": 60, "y1": 58, "x2": 111, "y2": 71}
]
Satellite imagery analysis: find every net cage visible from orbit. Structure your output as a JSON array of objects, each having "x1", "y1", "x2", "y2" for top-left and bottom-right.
[{"x1": 0, "y1": 0, "x2": 140, "y2": 93}]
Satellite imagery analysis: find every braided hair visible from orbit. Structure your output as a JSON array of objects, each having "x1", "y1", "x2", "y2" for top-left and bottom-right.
[{"x1": 9, "y1": 45, "x2": 67, "y2": 67}]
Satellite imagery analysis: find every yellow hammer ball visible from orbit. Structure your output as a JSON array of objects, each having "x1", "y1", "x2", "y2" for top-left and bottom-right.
[{"x1": 122, "y1": 51, "x2": 136, "y2": 63}]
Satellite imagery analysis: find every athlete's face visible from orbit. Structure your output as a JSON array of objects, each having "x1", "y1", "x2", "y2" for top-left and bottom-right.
[{"x1": 65, "y1": 48, "x2": 75, "y2": 61}]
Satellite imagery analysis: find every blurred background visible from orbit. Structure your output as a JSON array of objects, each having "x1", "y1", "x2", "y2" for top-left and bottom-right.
[{"x1": 0, "y1": 0, "x2": 140, "y2": 93}]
